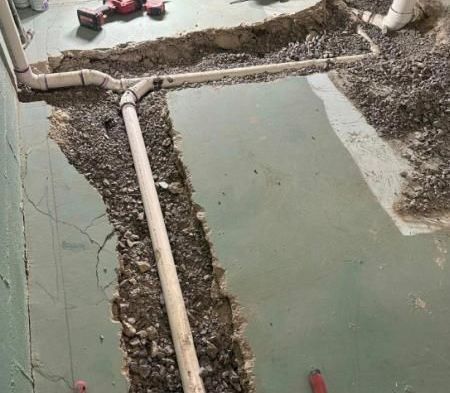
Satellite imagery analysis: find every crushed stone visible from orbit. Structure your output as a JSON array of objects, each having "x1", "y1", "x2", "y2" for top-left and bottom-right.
[
  {"x1": 18, "y1": 2, "x2": 450, "y2": 392},
  {"x1": 337, "y1": 19, "x2": 450, "y2": 215}
]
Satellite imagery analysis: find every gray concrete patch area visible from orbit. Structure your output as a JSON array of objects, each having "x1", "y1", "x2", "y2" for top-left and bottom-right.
[
  {"x1": 20, "y1": 101, "x2": 127, "y2": 393},
  {"x1": 167, "y1": 75, "x2": 450, "y2": 393}
]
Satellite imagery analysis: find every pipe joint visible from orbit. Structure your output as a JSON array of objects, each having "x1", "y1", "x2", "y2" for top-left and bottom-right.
[
  {"x1": 15, "y1": 67, "x2": 47, "y2": 90},
  {"x1": 120, "y1": 89, "x2": 138, "y2": 109}
]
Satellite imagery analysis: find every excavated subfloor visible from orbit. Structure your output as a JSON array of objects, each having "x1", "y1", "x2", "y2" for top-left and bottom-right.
[{"x1": 19, "y1": 1, "x2": 450, "y2": 392}]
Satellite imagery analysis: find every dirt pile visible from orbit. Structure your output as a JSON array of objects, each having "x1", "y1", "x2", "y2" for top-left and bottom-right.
[{"x1": 337, "y1": 22, "x2": 450, "y2": 215}]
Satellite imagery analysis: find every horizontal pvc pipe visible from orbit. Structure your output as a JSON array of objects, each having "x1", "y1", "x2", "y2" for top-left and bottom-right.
[
  {"x1": 120, "y1": 53, "x2": 369, "y2": 101},
  {"x1": 12, "y1": 65, "x2": 140, "y2": 91},
  {"x1": 1, "y1": 1, "x2": 377, "y2": 390},
  {"x1": 118, "y1": 48, "x2": 374, "y2": 393},
  {"x1": 0, "y1": 0, "x2": 139, "y2": 91}
]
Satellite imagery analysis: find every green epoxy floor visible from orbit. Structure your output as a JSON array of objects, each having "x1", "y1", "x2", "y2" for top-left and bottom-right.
[
  {"x1": 20, "y1": 102, "x2": 126, "y2": 393},
  {"x1": 19, "y1": 0, "x2": 319, "y2": 63},
  {"x1": 168, "y1": 76, "x2": 450, "y2": 393}
]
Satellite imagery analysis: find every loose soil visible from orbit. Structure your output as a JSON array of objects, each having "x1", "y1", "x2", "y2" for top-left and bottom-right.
[
  {"x1": 336, "y1": 20, "x2": 450, "y2": 215},
  {"x1": 19, "y1": 1, "x2": 450, "y2": 392}
]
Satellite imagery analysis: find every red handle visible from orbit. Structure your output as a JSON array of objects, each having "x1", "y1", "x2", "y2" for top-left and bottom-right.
[
  {"x1": 309, "y1": 369, "x2": 328, "y2": 393},
  {"x1": 74, "y1": 380, "x2": 87, "y2": 393}
]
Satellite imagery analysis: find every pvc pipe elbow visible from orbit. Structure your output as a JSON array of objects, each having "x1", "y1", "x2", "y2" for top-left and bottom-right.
[
  {"x1": 382, "y1": 11, "x2": 414, "y2": 31},
  {"x1": 15, "y1": 67, "x2": 47, "y2": 90},
  {"x1": 383, "y1": 0, "x2": 416, "y2": 31}
]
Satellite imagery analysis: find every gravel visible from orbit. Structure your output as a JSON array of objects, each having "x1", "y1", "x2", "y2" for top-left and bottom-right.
[
  {"x1": 18, "y1": 2, "x2": 450, "y2": 392},
  {"x1": 343, "y1": 0, "x2": 392, "y2": 14},
  {"x1": 338, "y1": 23, "x2": 450, "y2": 214},
  {"x1": 41, "y1": 88, "x2": 253, "y2": 393}
]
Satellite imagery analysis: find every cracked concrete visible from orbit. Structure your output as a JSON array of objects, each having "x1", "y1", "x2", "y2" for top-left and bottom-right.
[
  {"x1": 0, "y1": 39, "x2": 32, "y2": 393},
  {"x1": 20, "y1": 101, "x2": 127, "y2": 393}
]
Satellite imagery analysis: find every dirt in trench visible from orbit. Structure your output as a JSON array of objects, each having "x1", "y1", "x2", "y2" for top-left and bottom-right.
[
  {"x1": 43, "y1": 1, "x2": 369, "y2": 78},
  {"x1": 20, "y1": 4, "x2": 374, "y2": 393},
  {"x1": 19, "y1": 1, "x2": 450, "y2": 392},
  {"x1": 38, "y1": 87, "x2": 251, "y2": 393},
  {"x1": 335, "y1": 13, "x2": 450, "y2": 215}
]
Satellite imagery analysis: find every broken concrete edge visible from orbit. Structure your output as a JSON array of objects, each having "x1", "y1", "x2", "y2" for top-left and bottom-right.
[
  {"x1": 168, "y1": 104, "x2": 256, "y2": 392},
  {"x1": 42, "y1": 2, "x2": 328, "y2": 73},
  {"x1": 311, "y1": 71, "x2": 450, "y2": 235}
]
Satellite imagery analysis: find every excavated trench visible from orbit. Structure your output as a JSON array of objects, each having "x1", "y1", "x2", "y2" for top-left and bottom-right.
[{"x1": 19, "y1": 1, "x2": 450, "y2": 392}]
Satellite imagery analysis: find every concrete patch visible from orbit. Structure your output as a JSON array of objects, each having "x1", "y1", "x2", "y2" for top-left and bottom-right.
[
  {"x1": 167, "y1": 77, "x2": 450, "y2": 393},
  {"x1": 307, "y1": 73, "x2": 450, "y2": 236},
  {"x1": 20, "y1": 101, "x2": 127, "y2": 393}
]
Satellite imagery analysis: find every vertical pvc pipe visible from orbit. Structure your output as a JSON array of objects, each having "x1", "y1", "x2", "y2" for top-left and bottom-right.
[
  {"x1": 121, "y1": 103, "x2": 205, "y2": 393},
  {"x1": 0, "y1": 0, "x2": 29, "y2": 71},
  {"x1": 383, "y1": 0, "x2": 416, "y2": 30}
]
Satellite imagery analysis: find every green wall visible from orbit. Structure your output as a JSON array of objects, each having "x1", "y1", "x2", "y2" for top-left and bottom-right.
[{"x1": 0, "y1": 36, "x2": 32, "y2": 393}]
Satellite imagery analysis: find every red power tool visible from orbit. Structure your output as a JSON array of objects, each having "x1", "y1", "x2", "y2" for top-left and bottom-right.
[
  {"x1": 143, "y1": 0, "x2": 165, "y2": 16},
  {"x1": 77, "y1": 0, "x2": 142, "y2": 30},
  {"x1": 309, "y1": 369, "x2": 328, "y2": 393}
]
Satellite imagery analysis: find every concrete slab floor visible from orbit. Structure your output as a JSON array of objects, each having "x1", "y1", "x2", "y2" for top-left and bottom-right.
[
  {"x1": 20, "y1": 101, "x2": 127, "y2": 393},
  {"x1": 19, "y1": 0, "x2": 320, "y2": 63},
  {"x1": 167, "y1": 75, "x2": 450, "y2": 393}
]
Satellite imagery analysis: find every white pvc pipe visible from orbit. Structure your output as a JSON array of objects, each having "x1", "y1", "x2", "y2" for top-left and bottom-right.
[
  {"x1": 1, "y1": 0, "x2": 375, "y2": 92},
  {"x1": 122, "y1": 101, "x2": 205, "y2": 393},
  {"x1": 351, "y1": 0, "x2": 416, "y2": 31},
  {"x1": 0, "y1": 0, "x2": 379, "y2": 390},
  {"x1": 120, "y1": 53, "x2": 368, "y2": 97},
  {"x1": 0, "y1": 0, "x2": 138, "y2": 90},
  {"x1": 383, "y1": 0, "x2": 416, "y2": 30},
  {"x1": 116, "y1": 50, "x2": 365, "y2": 389},
  {"x1": 0, "y1": 0, "x2": 28, "y2": 70}
]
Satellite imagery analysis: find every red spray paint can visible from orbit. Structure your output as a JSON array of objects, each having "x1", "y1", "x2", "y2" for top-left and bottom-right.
[{"x1": 309, "y1": 369, "x2": 328, "y2": 393}]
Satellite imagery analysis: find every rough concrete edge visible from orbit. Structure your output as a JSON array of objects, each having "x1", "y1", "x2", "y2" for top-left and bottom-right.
[
  {"x1": 163, "y1": 100, "x2": 256, "y2": 392},
  {"x1": 45, "y1": 1, "x2": 328, "y2": 71},
  {"x1": 310, "y1": 71, "x2": 450, "y2": 235},
  {"x1": 48, "y1": 107, "x2": 131, "y2": 386},
  {"x1": 328, "y1": 66, "x2": 450, "y2": 233}
]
